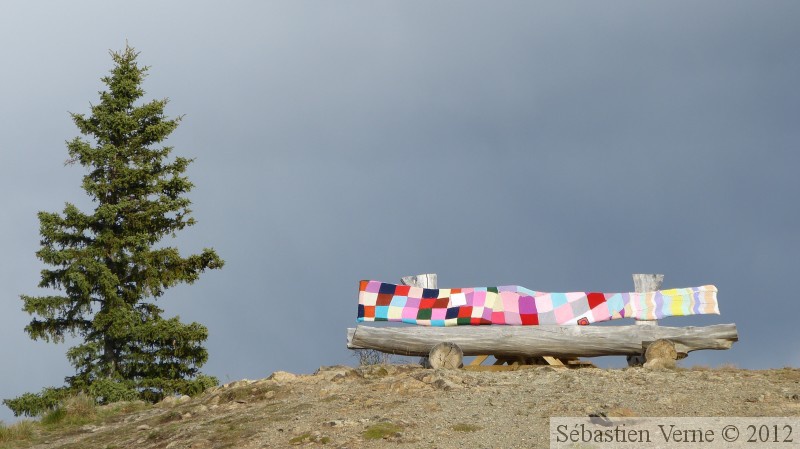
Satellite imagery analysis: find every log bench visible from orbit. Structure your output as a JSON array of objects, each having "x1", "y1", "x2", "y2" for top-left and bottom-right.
[{"x1": 346, "y1": 273, "x2": 738, "y2": 370}]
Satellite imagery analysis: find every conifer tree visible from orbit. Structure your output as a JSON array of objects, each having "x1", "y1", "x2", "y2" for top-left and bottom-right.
[{"x1": 4, "y1": 45, "x2": 223, "y2": 417}]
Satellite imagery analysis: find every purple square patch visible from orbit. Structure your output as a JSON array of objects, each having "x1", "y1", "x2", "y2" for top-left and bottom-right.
[{"x1": 519, "y1": 295, "x2": 537, "y2": 314}]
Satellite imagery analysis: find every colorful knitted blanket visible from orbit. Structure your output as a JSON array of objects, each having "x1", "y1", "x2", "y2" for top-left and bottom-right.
[{"x1": 357, "y1": 280, "x2": 719, "y2": 326}]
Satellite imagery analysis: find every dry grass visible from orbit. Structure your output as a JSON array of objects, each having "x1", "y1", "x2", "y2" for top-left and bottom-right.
[
  {"x1": 716, "y1": 363, "x2": 739, "y2": 371},
  {"x1": 288, "y1": 432, "x2": 331, "y2": 445},
  {"x1": 451, "y1": 423, "x2": 482, "y2": 432},
  {"x1": 0, "y1": 394, "x2": 151, "y2": 449},
  {"x1": 0, "y1": 420, "x2": 36, "y2": 446},
  {"x1": 362, "y1": 422, "x2": 402, "y2": 440},
  {"x1": 41, "y1": 394, "x2": 97, "y2": 428}
]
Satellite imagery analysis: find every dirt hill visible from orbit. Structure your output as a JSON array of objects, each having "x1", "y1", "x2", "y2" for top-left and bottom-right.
[{"x1": 3, "y1": 364, "x2": 800, "y2": 449}]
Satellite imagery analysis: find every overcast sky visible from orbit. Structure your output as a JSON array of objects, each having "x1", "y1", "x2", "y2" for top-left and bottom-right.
[{"x1": 2, "y1": 1, "x2": 799, "y2": 423}]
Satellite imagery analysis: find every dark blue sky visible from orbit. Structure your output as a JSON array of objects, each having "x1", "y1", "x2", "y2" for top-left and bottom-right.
[{"x1": 2, "y1": 1, "x2": 799, "y2": 423}]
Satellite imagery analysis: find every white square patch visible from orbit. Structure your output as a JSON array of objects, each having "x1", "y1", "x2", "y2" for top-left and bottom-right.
[{"x1": 449, "y1": 292, "x2": 467, "y2": 307}]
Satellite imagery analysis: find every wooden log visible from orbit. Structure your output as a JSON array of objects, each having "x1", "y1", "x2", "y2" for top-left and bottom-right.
[
  {"x1": 628, "y1": 273, "x2": 663, "y2": 366},
  {"x1": 346, "y1": 323, "x2": 738, "y2": 358},
  {"x1": 401, "y1": 273, "x2": 437, "y2": 289},
  {"x1": 633, "y1": 273, "x2": 664, "y2": 327},
  {"x1": 428, "y1": 342, "x2": 463, "y2": 369},
  {"x1": 643, "y1": 339, "x2": 678, "y2": 369},
  {"x1": 401, "y1": 274, "x2": 437, "y2": 367}
]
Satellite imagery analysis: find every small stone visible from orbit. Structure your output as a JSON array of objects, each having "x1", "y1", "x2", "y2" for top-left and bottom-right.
[
  {"x1": 431, "y1": 378, "x2": 461, "y2": 391},
  {"x1": 137, "y1": 424, "x2": 151, "y2": 431}
]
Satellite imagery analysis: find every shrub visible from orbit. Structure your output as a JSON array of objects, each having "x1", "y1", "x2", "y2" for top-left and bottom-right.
[{"x1": 353, "y1": 349, "x2": 392, "y2": 366}]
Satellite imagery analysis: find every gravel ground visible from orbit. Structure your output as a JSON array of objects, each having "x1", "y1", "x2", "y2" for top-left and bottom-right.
[{"x1": 17, "y1": 364, "x2": 800, "y2": 449}]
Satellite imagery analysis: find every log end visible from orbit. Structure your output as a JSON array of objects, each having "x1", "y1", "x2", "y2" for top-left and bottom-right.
[
  {"x1": 428, "y1": 342, "x2": 463, "y2": 370},
  {"x1": 643, "y1": 339, "x2": 677, "y2": 370}
]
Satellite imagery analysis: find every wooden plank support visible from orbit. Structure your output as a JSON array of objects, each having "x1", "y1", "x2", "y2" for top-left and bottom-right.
[
  {"x1": 542, "y1": 356, "x2": 565, "y2": 366},
  {"x1": 469, "y1": 355, "x2": 490, "y2": 366}
]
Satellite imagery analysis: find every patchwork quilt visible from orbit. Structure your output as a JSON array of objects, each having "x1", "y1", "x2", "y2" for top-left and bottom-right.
[{"x1": 357, "y1": 280, "x2": 719, "y2": 326}]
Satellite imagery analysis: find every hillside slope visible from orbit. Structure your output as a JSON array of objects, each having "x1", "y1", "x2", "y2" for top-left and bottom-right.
[{"x1": 3, "y1": 365, "x2": 800, "y2": 449}]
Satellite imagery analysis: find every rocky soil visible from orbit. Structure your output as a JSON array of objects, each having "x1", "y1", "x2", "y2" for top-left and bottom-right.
[{"x1": 10, "y1": 364, "x2": 800, "y2": 449}]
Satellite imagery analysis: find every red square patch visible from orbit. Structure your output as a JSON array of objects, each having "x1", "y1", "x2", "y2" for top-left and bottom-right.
[
  {"x1": 587, "y1": 292, "x2": 606, "y2": 310},
  {"x1": 377, "y1": 294, "x2": 393, "y2": 306},
  {"x1": 363, "y1": 306, "x2": 375, "y2": 318},
  {"x1": 433, "y1": 298, "x2": 449, "y2": 308}
]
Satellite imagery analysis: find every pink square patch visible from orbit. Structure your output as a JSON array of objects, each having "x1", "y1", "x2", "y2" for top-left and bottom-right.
[
  {"x1": 407, "y1": 287, "x2": 423, "y2": 299},
  {"x1": 591, "y1": 302, "x2": 610, "y2": 322},
  {"x1": 536, "y1": 294, "x2": 553, "y2": 312},
  {"x1": 472, "y1": 291, "x2": 486, "y2": 307},
  {"x1": 491, "y1": 311, "x2": 506, "y2": 324},
  {"x1": 554, "y1": 304, "x2": 574, "y2": 323},
  {"x1": 501, "y1": 292, "x2": 519, "y2": 313},
  {"x1": 504, "y1": 311, "x2": 522, "y2": 325}
]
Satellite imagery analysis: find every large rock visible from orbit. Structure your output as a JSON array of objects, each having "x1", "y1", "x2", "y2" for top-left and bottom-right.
[{"x1": 268, "y1": 371, "x2": 298, "y2": 382}]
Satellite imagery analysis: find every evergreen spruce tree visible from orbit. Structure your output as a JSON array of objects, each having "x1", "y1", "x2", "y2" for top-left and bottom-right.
[{"x1": 4, "y1": 45, "x2": 223, "y2": 417}]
